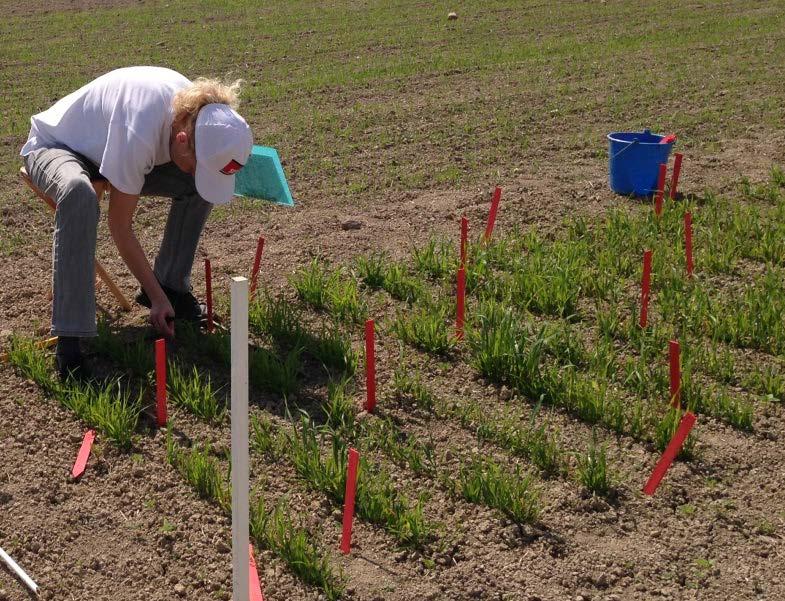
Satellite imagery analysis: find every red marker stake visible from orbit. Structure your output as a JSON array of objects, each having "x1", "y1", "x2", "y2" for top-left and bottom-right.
[
  {"x1": 456, "y1": 266, "x2": 466, "y2": 341},
  {"x1": 249, "y1": 543, "x2": 265, "y2": 601},
  {"x1": 155, "y1": 338, "x2": 167, "y2": 427},
  {"x1": 483, "y1": 186, "x2": 502, "y2": 242},
  {"x1": 642, "y1": 411, "x2": 697, "y2": 495},
  {"x1": 669, "y1": 340, "x2": 681, "y2": 408},
  {"x1": 639, "y1": 250, "x2": 653, "y2": 328},
  {"x1": 340, "y1": 448, "x2": 360, "y2": 554},
  {"x1": 684, "y1": 212, "x2": 694, "y2": 278},
  {"x1": 249, "y1": 235, "x2": 265, "y2": 298},
  {"x1": 654, "y1": 164, "x2": 667, "y2": 216},
  {"x1": 670, "y1": 153, "x2": 684, "y2": 200},
  {"x1": 364, "y1": 319, "x2": 376, "y2": 413},
  {"x1": 71, "y1": 430, "x2": 96, "y2": 479},
  {"x1": 205, "y1": 258, "x2": 214, "y2": 333},
  {"x1": 460, "y1": 215, "x2": 468, "y2": 267}
]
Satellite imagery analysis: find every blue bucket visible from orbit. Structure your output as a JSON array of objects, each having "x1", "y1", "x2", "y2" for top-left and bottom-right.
[{"x1": 607, "y1": 130, "x2": 673, "y2": 196}]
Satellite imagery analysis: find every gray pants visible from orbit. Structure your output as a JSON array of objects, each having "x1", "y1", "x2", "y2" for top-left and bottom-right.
[{"x1": 23, "y1": 146, "x2": 212, "y2": 337}]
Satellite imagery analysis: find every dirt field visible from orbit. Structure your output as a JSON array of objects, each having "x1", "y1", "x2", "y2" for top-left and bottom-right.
[{"x1": 2, "y1": 2, "x2": 785, "y2": 601}]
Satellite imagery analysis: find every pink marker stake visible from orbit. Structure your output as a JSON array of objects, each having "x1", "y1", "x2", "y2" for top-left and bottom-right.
[
  {"x1": 684, "y1": 212, "x2": 694, "y2": 278},
  {"x1": 669, "y1": 340, "x2": 681, "y2": 408},
  {"x1": 155, "y1": 338, "x2": 167, "y2": 427},
  {"x1": 364, "y1": 319, "x2": 376, "y2": 413},
  {"x1": 483, "y1": 186, "x2": 502, "y2": 242},
  {"x1": 340, "y1": 448, "x2": 360, "y2": 554},
  {"x1": 205, "y1": 258, "x2": 214, "y2": 333},
  {"x1": 654, "y1": 164, "x2": 667, "y2": 217},
  {"x1": 249, "y1": 543, "x2": 265, "y2": 601},
  {"x1": 456, "y1": 266, "x2": 466, "y2": 341},
  {"x1": 670, "y1": 153, "x2": 684, "y2": 200},
  {"x1": 642, "y1": 412, "x2": 697, "y2": 495},
  {"x1": 71, "y1": 430, "x2": 96, "y2": 479},
  {"x1": 639, "y1": 250, "x2": 653, "y2": 328},
  {"x1": 249, "y1": 235, "x2": 265, "y2": 298},
  {"x1": 460, "y1": 215, "x2": 468, "y2": 267}
]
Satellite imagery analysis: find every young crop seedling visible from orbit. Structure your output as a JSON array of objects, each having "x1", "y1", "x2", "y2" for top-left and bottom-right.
[
  {"x1": 166, "y1": 435, "x2": 231, "y2": 509},
  {"x1": 575, "y1": 432, "x2": 612, "y2": 497},
  {"x1": 392, "y1": 305, "x2": 457, "y2": 356},
  {"x1": 452, "y1": 456, "x2": 541, "y2": 525},
  {"x1": 391, "y1": 365, "x2": 436, "y2": 412},
  {"x1": 250, "y1": 496, "x2": 344, "y2": 600},
  {"x1": 167, "y1": 361, "x2": 226, "y2": 422},
  {"x1": 412, "y1": 237, "x2": 457, "y2": 280}
]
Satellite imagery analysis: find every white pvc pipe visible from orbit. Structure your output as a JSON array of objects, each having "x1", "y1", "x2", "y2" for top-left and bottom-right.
[
  {"x1": 0, "y1": 545, "x2": 39, "y2": 595},
  {"x1": 230, "y1": 276, "x2": 250, "y2": 601}
]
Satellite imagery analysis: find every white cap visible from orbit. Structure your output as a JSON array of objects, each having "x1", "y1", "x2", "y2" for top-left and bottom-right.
[{"x1": 194, "y1": 103, "x2": 253, "y2": 205}]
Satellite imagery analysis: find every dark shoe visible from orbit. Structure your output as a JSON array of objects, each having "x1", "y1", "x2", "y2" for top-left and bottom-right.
[
  {"x1": 136, "y1": 283, "x2": 204, "y2": 322},
  {"x1": 56, "y1": 337, "x2": 90, "y2": 383}
]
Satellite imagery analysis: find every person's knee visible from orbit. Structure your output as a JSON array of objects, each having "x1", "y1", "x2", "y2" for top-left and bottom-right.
[{"x1": 59, "y1": 178, "x2": 99, "y2": 218}]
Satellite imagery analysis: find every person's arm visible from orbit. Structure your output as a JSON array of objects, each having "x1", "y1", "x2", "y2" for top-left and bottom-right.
[{"x1": 107, "y1": 186, "x2": 175, "y2": 339}]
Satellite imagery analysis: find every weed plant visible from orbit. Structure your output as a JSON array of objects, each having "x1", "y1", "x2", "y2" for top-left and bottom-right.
[{"x1": 166, "y1": 435, "x2": 230, "y2": 509}]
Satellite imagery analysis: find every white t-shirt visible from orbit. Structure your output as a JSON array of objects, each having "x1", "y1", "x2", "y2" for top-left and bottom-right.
[{"x1": 21, "y1": 66, "x2": 191, "y2": 195}]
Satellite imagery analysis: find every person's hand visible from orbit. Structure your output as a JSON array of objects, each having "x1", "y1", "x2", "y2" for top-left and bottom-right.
[{"x1": 150, "y1": 298, "x2": 175, "y2": 340}]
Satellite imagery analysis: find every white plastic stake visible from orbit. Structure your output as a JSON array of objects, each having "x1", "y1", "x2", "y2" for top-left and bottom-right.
[
  {"x1": 231, "y1": 276, "x2": 250, "y2": 601},
  {"x1": 0, "y1": 545, "x2": 39, "y2": 595}
]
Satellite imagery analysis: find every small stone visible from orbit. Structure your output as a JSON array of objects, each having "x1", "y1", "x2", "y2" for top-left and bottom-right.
[
  {"x1": 394, "y1": 550, "x2": 408, "y2": 562},
  {"x1": 447, "y1": 11, "x2": 458, "y2": 20},
  {"x1": 216, "y1": 541, "x2": 231, "y2": 554},
  {"x1": 174, "y1": 583, "x2": 186, "y2": 597},
  {"x1": 341, "y1": 219, "x2": 362, "y2": 231}
]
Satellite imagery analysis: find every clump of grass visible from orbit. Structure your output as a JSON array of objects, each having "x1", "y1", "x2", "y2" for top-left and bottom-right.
[
  {"x1": 383, "y1": 262, "x2": 426, "y2": 304},
  {"x1": 391, "y1": 366, "x2": 436, "y2": 412},
  {"x1": 249, "y1": 347, "x2": 301, "y2": 396},
  {"x1": 412, "y1": 237, "x2": 456, "y2": 280},
  {"x1": 93, "y1": 319, "x2": 154, "y2": 376},
  {"x1": 355, "y1": 252, "x2": 387, "y2": 288},
  {"x1": 392, "y1": 306, "x2": 457, "y2": 355},
  {"x1": 322, "y1": 379, "x2": 357, "y2": 437},
  {"x1": 250, "y1": 497, "x2": 344, "y2": 600},
  {"x1": 250, "y1": 296, "x2": 357, "y2": 375},
  {"x1": 167, "y1": 361, "x2": 225, "y2": 422},
  {"x1": 251, "y1": 413, "x2": 287, "y2": 460},
  {"x1": 361, "y1": 417, "x2": 435, "y2": 476},
  {"x1": 288, "y1": 416, "x2": 432, "y2": 547},
  {"x1": 575, "y1": 432, "x2": 612, "y2": 497},
  {"x1": 8, "y1": 338, "x2": 141, "y2": 449},
  {"x1": 291, "y1": 259, "x2": 331, "y2": 310},
  {"x1": 166, "y1": 435, "x2": 230, "y2": 509},
  {"x1": 452, "y1": 456, "x2": 540, "y2": 525}
]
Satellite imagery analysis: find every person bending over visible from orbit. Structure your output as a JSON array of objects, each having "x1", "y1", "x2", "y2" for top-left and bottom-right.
[{"x1": 20, "y1": 66, "x2": 253, "y2": 380}]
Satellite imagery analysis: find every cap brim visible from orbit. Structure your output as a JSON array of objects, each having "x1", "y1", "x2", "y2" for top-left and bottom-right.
[{"x1": 195, "y1": 163, "x2": 235, "y2": 205}]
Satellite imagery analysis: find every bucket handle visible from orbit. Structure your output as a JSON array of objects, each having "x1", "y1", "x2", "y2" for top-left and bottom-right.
[{"x1": 610, "y1": 138, "x2": 639, "y2": 160}]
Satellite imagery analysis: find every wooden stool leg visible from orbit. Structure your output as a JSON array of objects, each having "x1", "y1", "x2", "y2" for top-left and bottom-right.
[{"x1": 19, "y1": 168, "x2": 132, "y2": 312}]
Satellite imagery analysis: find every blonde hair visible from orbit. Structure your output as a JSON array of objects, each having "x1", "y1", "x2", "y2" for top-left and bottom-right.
[{"x1": 172, "y1": 77, "x2": 243, "y2": 142}]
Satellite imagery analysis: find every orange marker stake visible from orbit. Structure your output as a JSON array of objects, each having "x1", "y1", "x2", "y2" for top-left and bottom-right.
[
  {"x1": 654, "y1": 164, "x2": 667, "y2": 216},
  {"x1": 71, "y1": 430, "x2": 96, "y2": 479},
  {"x1": 460, "y1": 215, "x2": 468, "y2": 267},
  {"x1": 639, "y1": 250, "x2": 653, "y2": 328},
  {"x1": 483, "y1": 186, "x2": 502, "y2": 242},
  {"x1": 364, "y1": 320, "x2": 376, "y2": 413},
  {"x1": 340, "y1": 448, "x2": 360, "y2": 554},
  {"x1": 155, "y1": 338, "x2": 167, "y2": 427},
  {"x1": 684, "y1": 212, "x2": 694, "y2": 278},
  {"x1": 456, "y1": 266, "x2": 466, "y2": 341},
  {"x1": 249, "y1": 544, "x2": 265, "y2": 601},
  {"x1": 249, "y1": 236, "x2": 265, "y2": 298},
  {"x1": 642, "y1": 412, "x2": 697, "y2": 495},
  {"x1": 670, "y1": 153, "x2": 684, "y2": 200},
  {"x1": 205, "y1": 258, "x2": 214, "y2": 333},
  {"x1": 669, "y1": 340, "x2": 681, "y2": 408}
]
